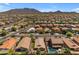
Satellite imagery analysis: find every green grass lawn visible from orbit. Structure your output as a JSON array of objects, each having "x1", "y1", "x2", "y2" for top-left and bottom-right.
[{"x1": 0, "y1": 50, "x2": 8, "y2": 55}]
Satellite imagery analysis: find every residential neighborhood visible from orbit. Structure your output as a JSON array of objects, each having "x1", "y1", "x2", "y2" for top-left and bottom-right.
[{"x1": 0, "y1": 3, "x2": 79, "y2": 55}]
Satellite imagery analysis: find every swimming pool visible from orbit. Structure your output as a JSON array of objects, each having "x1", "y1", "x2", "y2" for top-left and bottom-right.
[{"x1": 47, "y1": 46, "x2": 58, "y2": 54}]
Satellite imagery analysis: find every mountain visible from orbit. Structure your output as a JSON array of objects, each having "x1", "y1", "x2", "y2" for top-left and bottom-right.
[
  {"x1": 54, "y1": 10, "x2": 63, "y2": 13},
  {"x1": 1, "y1": 8, "x2": 41, "y2": 14},
  {"x1": 53, "y1": 10, "x2": 76, "y2": 13},
  {"x1": 0, "y1": 8, "x2": 77, "y2": 14}
]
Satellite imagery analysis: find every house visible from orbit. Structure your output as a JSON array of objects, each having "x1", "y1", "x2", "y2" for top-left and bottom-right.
[
  {"x1": 63, "y1": 39, "x2": 79, "y2": 51},
  {"x1": 45, "y1": 37, "x2": 51, "y2": 42},
  {"x1": 34, "y1": 25, "x2": 40, "y2": 28},
  {"x1": 40, "y1": 24, "x2": 47, "y2": 27},
  {"x1": 44, "y1": 37, "x2": 51, "y2": 47},
  {"x1": 0, "y1": 22, "x2": 5, "y2": 26},
  {"x1": 15, "y1": 37, "x2": 31, "y2": 52},
  {"x1": 51, "y1": 37, "x2": 63, "y2": 48},
  {"x1": 59, "y1": 24, "x2": 65, "y2": 27},
  {"x1": 36, "y1": 27, "x2": 43, "y2": 33},
  {"x1": 61, "y1": 27, "x2": 69, "y2": 31},
  {"x1": 73, "y1": 36, "x2": 79, "y2": 45},
  {"x1": 72, "y1": 28, "x2": 79, "y2": 31},
  {"x1": 34, "y1": 37, "x2": 46, "y2": 51},
  {"x1": 53, "y1": 24, "x2": 59, "y2": 27},
  {"x1": 47, "y1": 24, "x2": 52, "y2": 28},
  {"x1": 52, "y1": 27, "x2": 61, "y2": 32},
  {"x1": 0, "y1": 37, "x2": 17, "y2": 50},
  {"x1": 27, "y1": 27, "x2": 36, "y2": 33}
]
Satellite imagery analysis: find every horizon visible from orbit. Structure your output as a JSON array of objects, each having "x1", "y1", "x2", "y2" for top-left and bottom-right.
[{"x1": 0, "y1": 3, "x2": 79, "y2": 13}]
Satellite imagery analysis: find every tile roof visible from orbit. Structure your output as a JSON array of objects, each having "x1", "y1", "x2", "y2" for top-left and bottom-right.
[
  {"x1": 63, "y1": 39, "x2": 79, "y2": 50},
  {"x1": 16, "y1": 37, "x2": 31, "y2": 50},
  {"x1": 51, "y1": 37, "x2": 63, "y2": 44},
  {"x1": 73, "y1": 36, "x2": 79, "y2": 44},
  {"x1": 0, "y1": 37, "x2": 17, "y2": 49},
  {"x1": 35, "y1": 37, "x2": 46, "y2": 49}
]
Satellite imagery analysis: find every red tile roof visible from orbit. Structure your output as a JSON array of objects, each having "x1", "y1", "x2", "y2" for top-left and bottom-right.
[
  {"x1": 63, "y1": 39, "x2": 79, "y2": 50},
  {"x1": 0, "y1": 37, "x2": 17, "y2": 49}
]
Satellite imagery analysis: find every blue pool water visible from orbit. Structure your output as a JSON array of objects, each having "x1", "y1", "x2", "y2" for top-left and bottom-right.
[{"x1": 47, "y1": 46, "x2": 58, "y2": 54}]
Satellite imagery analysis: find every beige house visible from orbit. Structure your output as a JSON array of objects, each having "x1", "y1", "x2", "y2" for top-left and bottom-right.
[
  {"x1": 51, "y1": 37, "x2": 63, "y2": 48},
  {"x1": 34, "y1": 37, "x2": 46, "y2": 51},
  {"x1": 16, "y1": 37, "x2": 31, "y2": 52}
]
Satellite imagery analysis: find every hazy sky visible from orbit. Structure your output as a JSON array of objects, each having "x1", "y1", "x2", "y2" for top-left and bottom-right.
[{"x1": 0, "y1": 3, "x2": 79, "y2": 12}]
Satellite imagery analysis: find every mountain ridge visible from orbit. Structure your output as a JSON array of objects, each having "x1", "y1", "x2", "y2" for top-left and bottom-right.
[{"x1": 0, "y1": 8, "x2": 77, "y2": 14}]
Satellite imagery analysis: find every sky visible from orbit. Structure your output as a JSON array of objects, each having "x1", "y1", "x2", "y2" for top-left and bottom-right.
[{"x1": 0, "y1": 3, "x2": 79, "y2": 12}]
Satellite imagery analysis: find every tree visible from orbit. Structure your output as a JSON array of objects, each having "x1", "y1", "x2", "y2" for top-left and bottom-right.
[
  {"x1": 30, "y1": 33, "x2": 35, "y2": 43},
  {"x1": 8, "y1": 49, "x2": 15, "y2": 55},
  {"x1": 36, "y1": 49, "x2": 41, "y2": 55},
  {"x1": 62, "y1": 29, "x2": 75, "y2": 35},
  {"x1": 11, "y1": 26, "x2": 17, "y2": 31},
  {"x1": 62, "y1": 30, "x2": 67, "y2": 34},
  {"x1": 66, "y1": 31, "x2": 73, "y2": 37},
  {"x1": 63, "y1": 48, "x2": 70, "y2": 54},
  {"x1": 32, "y1": 43, "x2": 35, "y2": 49},
  {"x1": 20, "y1": 25, "x2": 25, "y2": 28},
  {"x1": 0, "y1": 41, "x2": 3, "y2": 45},
  {"x1": 0, "y1": 28, "x2": 8, "y2": 36},
  {"x1": 30, "y1": 33, "x2": 35, "y2": 49}
]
